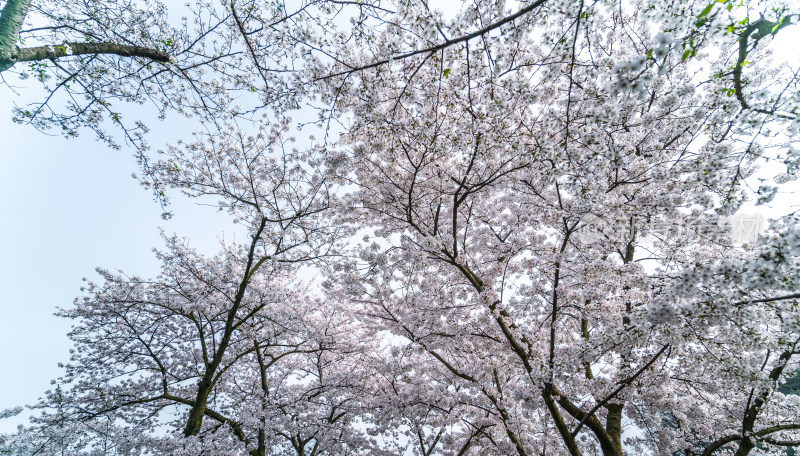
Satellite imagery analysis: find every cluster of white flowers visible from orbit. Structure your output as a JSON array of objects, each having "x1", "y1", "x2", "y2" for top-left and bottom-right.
[
  {"x1": 5, "y1": 0, "x2": 800, "y2": 454},
  {"x1": 652, "y1": 32, "x2": 675, "y2": 60}
]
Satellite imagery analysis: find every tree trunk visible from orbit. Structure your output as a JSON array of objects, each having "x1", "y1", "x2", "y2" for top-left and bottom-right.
[
  {"x1": 543, "y1": 386, "x2": 584, "y2": 456},
  {"x1": 604, "y1": 403, "x2": 624, "y2": 456},
  {"x1": 0, "y1": 0, "x2": 32, "y2": 71},
  {"x1": 183, "y1": 377, "x2": 213, "y2": 436},
  {"x1": 253, "y1": 429, "x2": 266, "y2": 456}
]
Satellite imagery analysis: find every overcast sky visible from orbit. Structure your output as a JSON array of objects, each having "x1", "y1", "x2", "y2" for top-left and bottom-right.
[{"x1": 0, "y1": 88, "x2": 243, "y2": 432}]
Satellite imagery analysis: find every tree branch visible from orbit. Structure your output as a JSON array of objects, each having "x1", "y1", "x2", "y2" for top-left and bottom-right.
[
  {"x1": 732, "y1": 292, "x2": 800, "y2": 307},
  {"x1": 571, "y1": 344, "x2": 670, "y2": 437},
  {"x1": 700, "y1": 423, "x2": 800, "y2": 456},
  {"x1": 317, "y1": 0, "x2": 549, "y2": 80},
  {"x1": 10, "y1": 41, "x2": 170, "y2": 65},
  {"x1": 731, "y1": 16, "x2": 794, "y2": 113}
]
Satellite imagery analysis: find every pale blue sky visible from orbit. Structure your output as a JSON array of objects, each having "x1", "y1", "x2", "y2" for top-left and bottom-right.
[{"x1": 0, "y1": 88, "x2": 241, "y2": 432}]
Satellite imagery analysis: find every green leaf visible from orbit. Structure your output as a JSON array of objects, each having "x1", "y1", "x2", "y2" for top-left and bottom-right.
[
  {"x1": 697, "y1": 2, "x2": 715, "y2": 20},
  {"x1": 682, "y1": 49, "x2": 692, "y2": 61},
  {"x1": 443, "y1": 68, "x2": 451, "y2": 78}
]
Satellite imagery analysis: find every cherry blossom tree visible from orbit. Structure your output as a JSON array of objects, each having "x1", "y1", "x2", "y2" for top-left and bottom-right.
[
  {"x1": 2, "y1": 0, "x2": 800, "y2": 454},
  {"x1": 0, "y1": 0, "x2": 176, "y2": 148},
  {"x1": 1, "y1": 115, "x2": 368, "y2": 455},
  {"x1": 314, "y1": 0, "x2": 800, "y2": 454},
  {"x1": 0, "y1": 0, "x2": 383, "y2": 149},
  {"x1": 0, "y1": 0, "x2": 391, "y2": 204}
]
